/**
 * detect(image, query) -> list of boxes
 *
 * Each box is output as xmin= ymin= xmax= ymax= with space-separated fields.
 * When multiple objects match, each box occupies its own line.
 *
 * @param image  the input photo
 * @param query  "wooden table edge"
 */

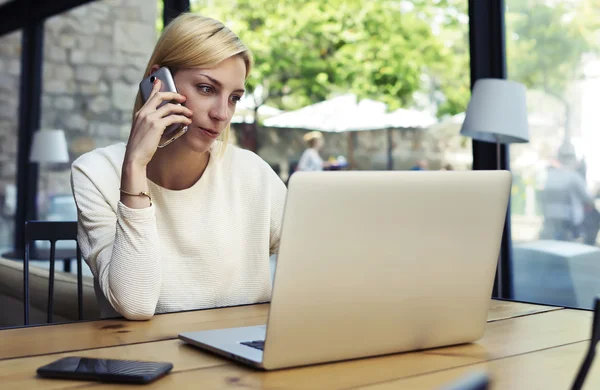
xmin=348 ymin=339 xmax=591 ymax=390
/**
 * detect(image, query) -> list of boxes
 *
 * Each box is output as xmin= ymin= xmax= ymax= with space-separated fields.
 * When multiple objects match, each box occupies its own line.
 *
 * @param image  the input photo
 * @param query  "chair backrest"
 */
xmin=25 ymin=220 xmax=78 ymax=243
xmin=23 ymin=220 xmax=82 ymax=326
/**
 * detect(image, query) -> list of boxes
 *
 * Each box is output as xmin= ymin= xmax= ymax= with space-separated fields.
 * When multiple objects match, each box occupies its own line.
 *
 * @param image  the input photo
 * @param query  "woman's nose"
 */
xmin=209 ymin=99 xmax=229 ymax=122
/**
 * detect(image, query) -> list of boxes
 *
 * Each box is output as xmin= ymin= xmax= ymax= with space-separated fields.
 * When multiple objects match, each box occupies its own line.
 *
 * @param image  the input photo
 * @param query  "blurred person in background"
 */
xmin=411 ymin=159 xmax=428 ymax=171
xmin=540 ymin=143 xmax=599 ymax=245
xmin=297 ymin=131 xmax=331 ymax=171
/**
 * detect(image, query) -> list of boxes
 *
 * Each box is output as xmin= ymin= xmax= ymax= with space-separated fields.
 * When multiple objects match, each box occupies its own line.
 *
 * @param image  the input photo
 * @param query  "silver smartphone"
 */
xmin=139 ymin=67 xmax=188 ymax=148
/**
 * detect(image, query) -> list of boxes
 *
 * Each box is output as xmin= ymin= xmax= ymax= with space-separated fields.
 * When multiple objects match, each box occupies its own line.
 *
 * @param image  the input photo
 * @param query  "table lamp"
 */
xmin=30 ymin=129 xmax=70 ymax=164
xmin=460 ymin=79 xmax=529 ymax=300
xmin=460 ymin=78 xmax=529 ymax=168
xmin=29 ymin=129 xmax=70 ymax=219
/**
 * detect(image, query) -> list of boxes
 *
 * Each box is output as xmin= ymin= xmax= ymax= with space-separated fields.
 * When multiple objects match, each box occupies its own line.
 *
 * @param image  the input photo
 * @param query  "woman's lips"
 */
xmin=199 ymin=127 xmax=219 ymax=138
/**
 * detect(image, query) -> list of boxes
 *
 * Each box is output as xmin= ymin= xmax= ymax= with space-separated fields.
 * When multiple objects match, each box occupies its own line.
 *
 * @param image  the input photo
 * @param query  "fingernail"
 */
xmin=153 ymin=78 xmax=159 ymax=85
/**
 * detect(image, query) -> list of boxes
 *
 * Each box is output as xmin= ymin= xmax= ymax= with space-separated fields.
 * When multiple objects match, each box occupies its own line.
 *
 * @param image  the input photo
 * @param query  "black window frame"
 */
xmin=1 ymin=0 xmax=512 ymax=300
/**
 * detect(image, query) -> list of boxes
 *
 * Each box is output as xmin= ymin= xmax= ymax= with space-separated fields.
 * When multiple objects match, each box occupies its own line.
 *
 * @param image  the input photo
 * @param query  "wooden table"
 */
xmin=1 ymin=300 xmax=599 ymax=389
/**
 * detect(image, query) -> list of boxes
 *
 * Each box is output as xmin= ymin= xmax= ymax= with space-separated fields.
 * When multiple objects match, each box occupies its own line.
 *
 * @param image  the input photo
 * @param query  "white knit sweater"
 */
xmin=70 ymin=142 xmax=287 ymax=320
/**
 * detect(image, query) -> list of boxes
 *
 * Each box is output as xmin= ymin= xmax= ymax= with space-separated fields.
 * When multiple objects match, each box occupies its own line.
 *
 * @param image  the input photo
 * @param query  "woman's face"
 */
xmin=167 ymin=56 xmax=246 ymax=153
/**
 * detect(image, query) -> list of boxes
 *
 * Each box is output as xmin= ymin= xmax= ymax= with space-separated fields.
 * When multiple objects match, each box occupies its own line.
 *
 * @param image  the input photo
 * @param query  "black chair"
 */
xmin=571 ymin=296 xmax=600 ymax=390
xmin=23 ymin=221 xmax=83 ymax=326
xmin=441 ymin=371 xmax=490 ymax=390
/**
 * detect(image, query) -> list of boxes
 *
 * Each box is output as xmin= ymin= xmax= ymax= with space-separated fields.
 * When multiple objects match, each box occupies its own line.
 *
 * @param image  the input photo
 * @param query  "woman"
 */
xmin=71 ymin=14 xmax=286 ymax=320
xmin=296 ymin=131 xmax=330 ymax=171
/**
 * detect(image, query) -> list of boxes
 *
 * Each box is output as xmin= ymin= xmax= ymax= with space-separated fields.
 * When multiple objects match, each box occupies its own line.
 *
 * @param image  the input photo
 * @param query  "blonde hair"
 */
xmin=133 ymin=13 xmax=253 ymax=155
xmin=303 ymin=131 xmax=323 ymax=148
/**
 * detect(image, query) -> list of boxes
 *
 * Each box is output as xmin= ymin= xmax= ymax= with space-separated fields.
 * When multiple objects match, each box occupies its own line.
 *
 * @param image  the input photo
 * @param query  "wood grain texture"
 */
xmin=487 ymin=300 xmax=562 ymax=322
xmin=0 ymin=303 xmax=269 ymax=360
xmin=1 ymin=300 xmax=548 ymax=361
xmin=2 ymin=308 xmax=592 ymax=390
xmin=359 ymin=341 xmax=600 ymax=389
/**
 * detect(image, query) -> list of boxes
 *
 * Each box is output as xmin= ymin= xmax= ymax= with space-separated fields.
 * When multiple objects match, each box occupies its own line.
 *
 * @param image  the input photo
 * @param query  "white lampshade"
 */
xmin=460 ymin=78 xmax=529 ymax=144
xmin=30 ymin=129 xmax=69 ymax=163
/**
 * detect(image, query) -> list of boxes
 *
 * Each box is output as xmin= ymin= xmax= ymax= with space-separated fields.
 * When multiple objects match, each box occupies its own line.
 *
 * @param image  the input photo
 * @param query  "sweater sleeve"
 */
xmin=268 ymin=168 xmax=288 ymax=255
xmin=70 ymin=156 xmax=162 ymax=320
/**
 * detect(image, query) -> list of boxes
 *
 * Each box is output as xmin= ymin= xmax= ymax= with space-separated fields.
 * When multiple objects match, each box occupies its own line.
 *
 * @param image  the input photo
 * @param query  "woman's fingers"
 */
xmin=124 ymin=78 xmax=192 ymax=167
xmin=149 ymin=91 xmax=187 ymax=107
xmin=156 ymin=114 xmax=192 ymax=131
xmin=146 ymin=78 xmax=186 ymax=108
xmin=138 ymin=79 xmax=187 ymax=116
xmin=147 ymin=77 xmax=161 ymax=100
xmin=137 ymin=91 xmax=186 ymax=119
xmin=153 ymin=103 xmax=193 ymax=119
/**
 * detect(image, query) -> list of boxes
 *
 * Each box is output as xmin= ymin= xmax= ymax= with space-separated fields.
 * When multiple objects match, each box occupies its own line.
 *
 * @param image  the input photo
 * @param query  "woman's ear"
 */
xmin=149 ymin=64 xmax=161 ymax=74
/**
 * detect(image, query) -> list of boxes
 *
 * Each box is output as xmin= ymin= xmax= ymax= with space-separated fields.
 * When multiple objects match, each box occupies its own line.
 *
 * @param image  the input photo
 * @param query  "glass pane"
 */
xmin=39 ymin=0 xmax=158 ymax=226
xmin=193 ymin=0 xmax=472 ymax=180
xmin=35 ymin=1 xmax=158 ymax=273
xmin=507 ymin=0 xmax=600 ymax=309
xmin=0 ymin=29 xmax=21 ymax=253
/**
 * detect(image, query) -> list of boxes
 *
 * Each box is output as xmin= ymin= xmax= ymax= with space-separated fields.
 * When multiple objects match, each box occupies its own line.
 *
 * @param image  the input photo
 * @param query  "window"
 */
xmin=507 ymin=0 xmax=600 ymax=309
xmin=193 ymin=0 xmax=472 ymax=180
xmin=38 ymin=0 xmax=159 ymax=224
xmin=0 ymin=29 xmax=21 ymax=252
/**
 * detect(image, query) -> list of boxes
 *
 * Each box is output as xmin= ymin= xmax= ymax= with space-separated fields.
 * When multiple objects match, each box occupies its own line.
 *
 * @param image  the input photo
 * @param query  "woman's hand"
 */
xmin=124 ymin=79 xmax=193 ymax=168
xmin=120 ymin=79 xmax=193 ymax=209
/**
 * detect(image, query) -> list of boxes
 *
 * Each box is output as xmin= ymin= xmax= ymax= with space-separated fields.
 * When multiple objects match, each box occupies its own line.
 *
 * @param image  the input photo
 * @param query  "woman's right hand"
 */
xmin=124 ymin=79 xmax=193 ymax=168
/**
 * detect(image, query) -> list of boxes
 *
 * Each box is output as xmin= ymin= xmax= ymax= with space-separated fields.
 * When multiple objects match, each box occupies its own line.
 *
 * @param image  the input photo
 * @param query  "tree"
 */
xmin=191 ymin=0 xmax=470 ymax=150
xmin=505 ymin=0 xmax=600 ymax=144
xmin=193 ymin=0 xmax=451 ymax=109
xmin=407 ymin=0 xmax=471 ymax=118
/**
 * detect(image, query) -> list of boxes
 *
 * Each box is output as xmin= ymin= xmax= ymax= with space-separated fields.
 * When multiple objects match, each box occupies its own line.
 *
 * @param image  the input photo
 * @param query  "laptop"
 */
xmin=179 ymin=170 xmax=512 ymax=370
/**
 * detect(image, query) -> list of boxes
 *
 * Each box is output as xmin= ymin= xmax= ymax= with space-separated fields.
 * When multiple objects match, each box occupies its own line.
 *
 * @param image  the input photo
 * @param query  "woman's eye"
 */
xmin=197 ymin=85 xmax=213 ymax=94
xmin=230 ymin=95 xmax=242 ymax=104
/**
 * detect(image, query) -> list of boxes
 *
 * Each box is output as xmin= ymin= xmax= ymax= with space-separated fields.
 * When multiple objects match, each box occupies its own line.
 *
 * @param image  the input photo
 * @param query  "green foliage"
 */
xmin=191 ymin=0 xmax=470 ymax=115
xmin=156 ymin=0 xmax=164 ymax=33
xmin=154 ymin=0 xmax=599 ymax=121
xmin=506 ymin=0 xmax=600 ymax=99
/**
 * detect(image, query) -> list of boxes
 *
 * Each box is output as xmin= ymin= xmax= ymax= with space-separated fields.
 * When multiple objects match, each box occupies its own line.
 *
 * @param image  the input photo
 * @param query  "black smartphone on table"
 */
xmin=37 ymin=356 xmax=173 ymax=384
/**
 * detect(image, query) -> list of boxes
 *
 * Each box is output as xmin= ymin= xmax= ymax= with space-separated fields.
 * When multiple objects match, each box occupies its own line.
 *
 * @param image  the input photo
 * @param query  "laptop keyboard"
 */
xmin=240 ymin=340 xmax=265 ymax=351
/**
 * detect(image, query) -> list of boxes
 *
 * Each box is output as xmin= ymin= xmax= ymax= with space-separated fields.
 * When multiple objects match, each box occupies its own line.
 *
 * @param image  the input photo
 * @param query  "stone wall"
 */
xmin=0 ymin=30 xmax=21 ymax=247
xmin=40 ymin=0 xmax=158 ymax=198
xmin=0 ymin=0 xmax=158 ymax=247
xmin=248 ymin=125 xmax=472 ymax=181
xmin=42 ymin=0 xmax=157 ymax=155
xmin=0 ymin=30 xmax=20 ymax=202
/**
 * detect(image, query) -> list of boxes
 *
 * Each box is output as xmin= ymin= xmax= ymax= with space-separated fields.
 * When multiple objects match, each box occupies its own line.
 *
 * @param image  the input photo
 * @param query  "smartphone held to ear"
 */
xmin=139 ymin=67 xmax=188 ymax=148
xmin=37 ymin=356 xmax=173 ymax=384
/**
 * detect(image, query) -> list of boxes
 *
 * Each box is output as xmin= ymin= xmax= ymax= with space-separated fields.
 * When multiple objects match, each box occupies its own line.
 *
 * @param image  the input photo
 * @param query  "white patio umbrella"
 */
xmin=263 ymin=94 xmax=382 ymax=131
xmin=231 ymin=91 xmax=283 ymax=124
xmin=264 ymin=94 xmax=436 ymax=168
